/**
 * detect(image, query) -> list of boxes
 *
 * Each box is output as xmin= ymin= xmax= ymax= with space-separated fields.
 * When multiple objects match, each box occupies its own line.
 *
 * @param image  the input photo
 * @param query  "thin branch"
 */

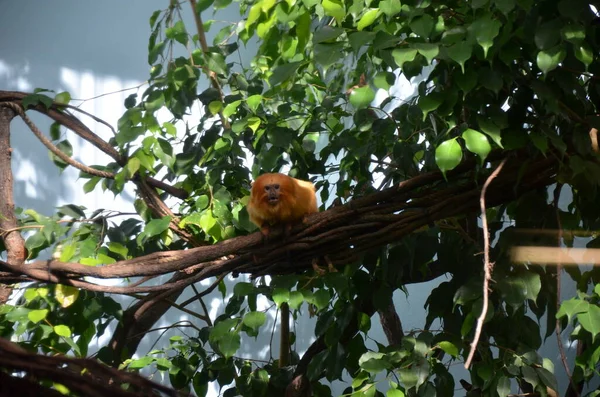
xmin=464 ymin=158 xmax=507 ymax=369
xmin=179 ymin=273 xmax=227 ymax=308
xmin=1 ymin=102 xmax=115 ymax=179
xmin=188 ymin=0 xmax=230 ymax=130
xmin=553 ymin=184 xmax=580 ymax=397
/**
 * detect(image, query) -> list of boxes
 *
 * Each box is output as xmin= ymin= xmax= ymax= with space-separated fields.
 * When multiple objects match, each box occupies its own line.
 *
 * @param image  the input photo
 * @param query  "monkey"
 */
xmin=246 ymin=173 xmax=318 ymax=370
xmin=247 ymin=173 xmax=318 ymax=236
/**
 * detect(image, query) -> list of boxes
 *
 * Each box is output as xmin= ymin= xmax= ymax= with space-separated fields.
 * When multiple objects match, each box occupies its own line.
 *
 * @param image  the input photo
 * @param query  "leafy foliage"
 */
xmin=2 ymin=0 xmax=600 ymax=396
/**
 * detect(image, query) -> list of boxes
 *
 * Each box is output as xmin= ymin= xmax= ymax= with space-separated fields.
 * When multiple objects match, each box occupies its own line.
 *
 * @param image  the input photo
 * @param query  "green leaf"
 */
xmin=578 ymin=304 xmax=600 ymax=338
xmin=219 ymin=332 xmax=241 ymax=358
xmin=410 ymin=14 xmax=434 ymax=38
xmin=313 ymin=26 xmax=344 ymax=43
xmin=273 ymin=288 xmax=290 ymax=306
xmin=246 ymin=94 xmax=262 ymax=113
xmin=447 ymin=41 xmax=472 ymax=73
xmin=455 ymin=70 xmax=477 ymax=94
xmin=144 ymin=216 xmax=171 ymax=237
xmin=288 ymin=291 xmax=304 ymax=310
xmin=322 ymin=0 xmax=346 ymax=23
xmin=373 ymin=72 xmax=396 ymax=90
xmin=242 ymin=311 xmax=267 ymax=331
xmin=129 ymin=356 xmax=154 ymax=369
xmin=561 ymin=23 xmax=585 ymax=43
xmin=307 ymin=350 xmax=328 ymax=381
xmin=349 ymin=86 xmax=375 ymax=109
xmin=392 ymin=48 xmax=418 ymax=68
xmin=520 ymin=271 xmax=541 ymax=301
xmin=57 ymin=204 xmax=86 ymax=219
xmin=145 ymin=90 xmax=165 ymax=112
xmin=234 ymin=282 xmax=255 ymax=296
xmin=206 ymin=52 xmax=228 ymax=75
xmin=357 ymin=9 xmax=379 ymax=31
xmin=412 ymin=43 xmax=439 ymax=64
xmin=536 ymin=45 xmax=566 ymax=74
xmin=358 ymin=352 xmax=390 ymax=373
xmin=573 ymin=42 xmax=593 ymax=68
xmin=418 ymin=93 xmax=443 ymax=121
xmin=313 ymin=289 xmax=330 ymax=310
xmin=387 ymin=388 xmax=405 ymax=397
xmin=477 ymin=116 xmax=504 ymax=148
xmin=54 ymin=324 xmax=72 ymax=337
xmin=55 ymin=284 xmax=79 ymax=308
xmin=269 ymin=61 xmax=303 ymax=86
xmin=314 ymin=43 xmax=344 ymax=69
xmin=535 ymin=367 xmax=558 ymax=393
xmin=28 ymin=309 xmax=49 ymax=323
xmin=196 ymin=0 xmax=214 ymax=13
xmin=380 ymin=0 xmax=401 ymax=16
xmin=165 ymin=20 xmax=188 ymax=45
xmin=496 ymin=376 xmax=511 ymax=397
xmin=469 ymin=13 xmax=501 ymax=57
xmin=437 ymin=341 xmax=459 ymax=358
xmin=462 ymin=129 xmax=491 ymax=164
xmin=435 ymin=139 xmax=462 ymax=175
xmin=54 ymin=91 xmax=71 ymax=105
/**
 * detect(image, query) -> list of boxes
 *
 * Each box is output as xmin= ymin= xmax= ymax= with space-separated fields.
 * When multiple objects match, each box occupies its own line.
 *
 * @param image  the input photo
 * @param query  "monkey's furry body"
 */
xmin=247 ymin=173 xmax=318 ymax=233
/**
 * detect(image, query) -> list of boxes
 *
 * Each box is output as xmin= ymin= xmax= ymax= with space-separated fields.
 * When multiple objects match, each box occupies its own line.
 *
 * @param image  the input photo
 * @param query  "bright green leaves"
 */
xmin=242 ymin=311 xmax=266 ymax=331
xmin=53 ymin=324 xmax=72 ymax=338
xmin=322 ymin=0 xmax=346 ymax=24
xmin=28 ymin=309 xmax=49 ymax=323
xmin=392 ymin=48 xmax=418 ymax=68
xmin=357 ymin=9 xmax=379 ymax=31
xmin=143 ymin=216 xmax=172 ymax=237
xmin=349 ymin=86 xmax=375 ymax=109
xmin=435 ymin=139 xmax=462 ymax=175
xmin=558 ymin=293 xmax=600 ymax=342
xmin=462 ymin=129 xmax=491 ymax=165
xmin=55 ymin=285 xmax=80 ymax=308
xmin=54 ymin=91 xmax=71 ymax=105
xmin=435 ymin=129 xmax=493 ymax=173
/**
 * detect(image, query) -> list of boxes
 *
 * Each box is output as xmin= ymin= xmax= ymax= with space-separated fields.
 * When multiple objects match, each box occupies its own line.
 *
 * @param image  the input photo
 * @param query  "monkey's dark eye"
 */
xmin=273 ymin=184 xmax=280 ymax=189
xmin=264 ymin=186 xmax=270 ymax=191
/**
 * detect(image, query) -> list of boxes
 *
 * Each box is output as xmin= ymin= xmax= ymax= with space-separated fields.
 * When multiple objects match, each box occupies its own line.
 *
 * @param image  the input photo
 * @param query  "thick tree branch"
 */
xmin=0 ymin=105 xmax=25 ymax=304
xmin=0 ymin=337 xmax=181 ymax=397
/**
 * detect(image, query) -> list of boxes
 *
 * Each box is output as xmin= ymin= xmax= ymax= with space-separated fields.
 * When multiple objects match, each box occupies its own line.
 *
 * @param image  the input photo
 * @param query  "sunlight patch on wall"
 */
xmin=0 ymin=60 xmax=32 ymax=91
xmin=58 ymin=67 xmax=141 ymax=211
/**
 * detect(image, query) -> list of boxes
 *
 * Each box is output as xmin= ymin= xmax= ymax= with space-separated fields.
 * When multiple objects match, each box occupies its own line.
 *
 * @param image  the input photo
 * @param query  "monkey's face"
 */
xmin=263 ymin=183 xmax=281 ymax=205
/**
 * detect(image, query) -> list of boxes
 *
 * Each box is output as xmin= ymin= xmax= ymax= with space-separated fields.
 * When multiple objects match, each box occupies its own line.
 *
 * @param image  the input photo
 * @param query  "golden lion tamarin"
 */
xmin=247 ymin=173 xmax=318 ymax=370
xmin=247 ymin=173 xmax=318 ymax=235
